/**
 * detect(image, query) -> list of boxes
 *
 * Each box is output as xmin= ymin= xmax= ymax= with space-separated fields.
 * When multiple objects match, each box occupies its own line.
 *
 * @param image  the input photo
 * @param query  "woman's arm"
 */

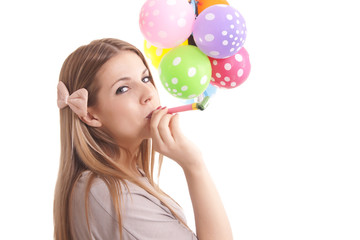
xmin=183 ymin=159 xmax=233 ymax=240
xmin=150 ymin=108 xmax=233 ymax=240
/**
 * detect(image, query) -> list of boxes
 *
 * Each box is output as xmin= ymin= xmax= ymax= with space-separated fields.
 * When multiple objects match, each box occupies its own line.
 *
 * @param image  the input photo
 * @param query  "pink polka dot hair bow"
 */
xmin=57 ymin=81 xmax=88 ymax=118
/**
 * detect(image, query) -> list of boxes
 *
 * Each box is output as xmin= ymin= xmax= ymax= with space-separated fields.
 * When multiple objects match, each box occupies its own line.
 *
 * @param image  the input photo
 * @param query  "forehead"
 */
xmin=96 ymin=51 xmax=146 ymax=84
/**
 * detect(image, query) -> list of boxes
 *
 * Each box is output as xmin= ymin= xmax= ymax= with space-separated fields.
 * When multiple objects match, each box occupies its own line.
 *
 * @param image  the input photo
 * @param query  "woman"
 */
xmin=54 ymin=38 xmax=232 ymax=240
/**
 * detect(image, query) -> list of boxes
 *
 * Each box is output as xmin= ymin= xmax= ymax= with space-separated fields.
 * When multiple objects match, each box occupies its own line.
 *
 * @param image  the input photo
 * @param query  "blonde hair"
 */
xmin=53 ymin=38 xmax=186 ymax=239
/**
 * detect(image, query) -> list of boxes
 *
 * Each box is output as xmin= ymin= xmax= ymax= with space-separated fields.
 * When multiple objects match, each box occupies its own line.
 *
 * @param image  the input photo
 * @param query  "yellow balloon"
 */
xmin=144 ymin=39 xmax=188 ymax=69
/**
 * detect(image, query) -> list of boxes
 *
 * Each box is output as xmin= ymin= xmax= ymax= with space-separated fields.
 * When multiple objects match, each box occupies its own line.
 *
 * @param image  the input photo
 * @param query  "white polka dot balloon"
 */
xmin=209 ymin=47 xmax=251 ymax=88
xmin=159 ymin=45 xmax=212 ymax=99
xmin=193 ymin=4 xmax=247 ymax=59
xmin=139 ymin=0 xmax=195 ymax=48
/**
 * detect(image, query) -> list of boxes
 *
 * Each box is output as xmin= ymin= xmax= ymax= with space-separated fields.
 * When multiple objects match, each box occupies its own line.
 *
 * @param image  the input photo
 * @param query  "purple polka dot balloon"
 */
xmin=193 ymin=4 xmax=247 ymax=59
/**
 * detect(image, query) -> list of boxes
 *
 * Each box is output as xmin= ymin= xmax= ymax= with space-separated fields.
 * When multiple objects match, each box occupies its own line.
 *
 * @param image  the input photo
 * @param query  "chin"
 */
xmin=141 ymin=129 xmax=152 ymax=140
xmin=140 ymin=122 xmax=152 ymax=140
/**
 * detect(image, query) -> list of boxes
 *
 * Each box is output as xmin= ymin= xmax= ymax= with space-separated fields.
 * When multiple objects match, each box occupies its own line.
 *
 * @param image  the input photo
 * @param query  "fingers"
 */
xmin=150 ymin=107 xmax=175 ymax=146
xmin=150 ymin=107 xmax=167 ymax=145
xmin=169 ymin=113 xmax=183 ymax=142
xmin=160 ymin=113 xmax=176 ymax=144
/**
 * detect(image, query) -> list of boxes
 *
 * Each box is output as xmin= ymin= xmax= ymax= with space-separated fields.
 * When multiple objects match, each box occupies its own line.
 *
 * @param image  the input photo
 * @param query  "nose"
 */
xmin=140 ymin=85 xmax=154 ymax=105
xmin=142 ymin=95 xmax=152 ymax=104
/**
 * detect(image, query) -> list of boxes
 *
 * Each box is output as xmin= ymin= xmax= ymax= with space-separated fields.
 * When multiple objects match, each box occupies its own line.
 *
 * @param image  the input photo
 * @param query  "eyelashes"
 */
xmin=142 ymin=76 xmax=151 ymax=83
xmin=116 ymin=86 xmax=129 ymax=94
xmin=115 ymin=76 xmax=152 ymax=95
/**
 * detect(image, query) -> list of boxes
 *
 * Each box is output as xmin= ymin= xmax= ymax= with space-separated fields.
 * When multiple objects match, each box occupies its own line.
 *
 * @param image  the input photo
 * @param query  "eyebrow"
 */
xmin=111 ymin=68 xmax=149 ymax=88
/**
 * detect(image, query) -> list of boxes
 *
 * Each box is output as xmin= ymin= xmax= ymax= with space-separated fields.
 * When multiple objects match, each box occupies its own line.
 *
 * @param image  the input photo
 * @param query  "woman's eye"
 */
xmin=142 ymin=76 xmax=151 ymax=83
xmin=116 ymin=86 xmax=129 ymax=94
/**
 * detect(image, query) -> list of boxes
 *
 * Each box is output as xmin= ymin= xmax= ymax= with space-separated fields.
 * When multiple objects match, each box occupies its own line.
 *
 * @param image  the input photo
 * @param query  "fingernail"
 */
xmin=156 ymin=106 xmax=162 ymax=110
xmin=161 ymin=106 xmax=167 ymax=110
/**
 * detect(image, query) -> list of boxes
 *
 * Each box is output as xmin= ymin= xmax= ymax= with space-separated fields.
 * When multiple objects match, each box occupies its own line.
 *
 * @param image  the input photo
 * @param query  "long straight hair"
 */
xmin=53 ymin=38 xmax=186 ymax=239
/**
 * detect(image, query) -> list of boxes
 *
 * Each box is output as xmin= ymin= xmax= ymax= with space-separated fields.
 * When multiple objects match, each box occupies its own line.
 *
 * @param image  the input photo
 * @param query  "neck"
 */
xmin=117 ymin=142 xmax=143 ymax=177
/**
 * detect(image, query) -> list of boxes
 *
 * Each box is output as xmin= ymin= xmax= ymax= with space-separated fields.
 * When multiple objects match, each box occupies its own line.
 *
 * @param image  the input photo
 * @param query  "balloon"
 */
xmin=139 ymin=0 xmax=195 ymax=48
xmin=193 ymin=5 xmax=247 ymax=59
xmin=209 ymin=47 xmax=251 ymax=88
xmin=203 ymin=82 xmax=218 ymax=97
xmin=183 ymin=98 xmax=195 ymax=104
xmin=159 ymin=45 xmax=212 ymax=99
xmin=197 ymin=0 xmax=229 ymax=14
xmin=143 ymin=39 xmax=188 ymax=69
xmin=188 ymin=0 xmax=198 ymax=15
xmin=183 ymin=83 xmax=217 ymax=103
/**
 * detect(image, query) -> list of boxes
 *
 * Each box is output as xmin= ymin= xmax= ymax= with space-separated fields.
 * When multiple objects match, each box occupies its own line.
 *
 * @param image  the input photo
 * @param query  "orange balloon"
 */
xmin=197 ymin=0 xmax=230 ymax=14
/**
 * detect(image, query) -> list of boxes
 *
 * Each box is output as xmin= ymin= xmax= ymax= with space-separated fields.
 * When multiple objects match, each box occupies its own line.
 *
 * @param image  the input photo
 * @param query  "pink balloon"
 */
xmin=209 ymin=47 xmax=251 ymax=89
xmin=139 ymin=0 xmax=195 ymax=49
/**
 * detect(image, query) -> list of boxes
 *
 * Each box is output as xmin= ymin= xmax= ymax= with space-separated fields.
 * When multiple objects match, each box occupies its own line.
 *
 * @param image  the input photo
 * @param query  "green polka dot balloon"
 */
xmin=158 ymin=45 xmax=212 ymax=99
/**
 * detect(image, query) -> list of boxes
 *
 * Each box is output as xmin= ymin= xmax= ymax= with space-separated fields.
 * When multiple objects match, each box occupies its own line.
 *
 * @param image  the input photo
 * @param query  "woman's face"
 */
xmin=90 ymin=51 xmax=160 ymax=149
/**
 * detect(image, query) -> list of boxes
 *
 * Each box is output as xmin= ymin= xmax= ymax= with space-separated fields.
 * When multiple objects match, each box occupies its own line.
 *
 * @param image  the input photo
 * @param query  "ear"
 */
xmin=80 ymin=110 xmax=102 ymax=128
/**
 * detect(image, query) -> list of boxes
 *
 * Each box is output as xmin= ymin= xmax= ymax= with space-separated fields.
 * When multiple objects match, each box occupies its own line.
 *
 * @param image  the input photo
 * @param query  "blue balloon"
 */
xmin=188 ymin=0 xmax=198 ymax=16
xmin=183 ymin=98 xmax=195 ymax=104
xmin=183 ymin=83 xmax=217 ymax=105
xmin=204 ymin=83 xmax=218 ymax=97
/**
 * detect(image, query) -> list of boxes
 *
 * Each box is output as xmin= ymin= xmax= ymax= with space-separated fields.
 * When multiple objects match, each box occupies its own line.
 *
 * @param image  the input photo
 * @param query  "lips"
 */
xmin=146 ymin=106 xmax=161 ymax=119
xmin=146 ymin=112 xmax=153 ymax=119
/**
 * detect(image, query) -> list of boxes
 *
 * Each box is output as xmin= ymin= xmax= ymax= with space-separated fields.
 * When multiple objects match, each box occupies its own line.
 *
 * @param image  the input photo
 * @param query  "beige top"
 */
xmin=70 ymin=170 xmax=197 ymax=240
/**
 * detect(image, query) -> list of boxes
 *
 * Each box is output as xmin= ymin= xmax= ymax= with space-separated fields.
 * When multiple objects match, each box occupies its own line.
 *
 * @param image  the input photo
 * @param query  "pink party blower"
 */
xmin=146 ymin=96 xmax=210 ymax=119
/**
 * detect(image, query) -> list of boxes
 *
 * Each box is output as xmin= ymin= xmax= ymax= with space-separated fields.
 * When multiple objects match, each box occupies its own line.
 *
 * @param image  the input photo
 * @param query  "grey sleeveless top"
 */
xmin=70 ymin=170 xmax=198 ymax=239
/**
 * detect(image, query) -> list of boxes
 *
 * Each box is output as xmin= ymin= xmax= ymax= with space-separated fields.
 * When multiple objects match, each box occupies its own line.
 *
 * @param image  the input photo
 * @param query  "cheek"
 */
xmin=100 ymin=101 xmax=142 ymax=137
xmin=153 ymin=88 xmax=161 ymax=105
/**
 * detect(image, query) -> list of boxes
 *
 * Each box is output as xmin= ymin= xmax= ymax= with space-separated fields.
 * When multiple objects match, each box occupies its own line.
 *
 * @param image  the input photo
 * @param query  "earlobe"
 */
xmin=80 ymin=112 xmax=102 ymax=127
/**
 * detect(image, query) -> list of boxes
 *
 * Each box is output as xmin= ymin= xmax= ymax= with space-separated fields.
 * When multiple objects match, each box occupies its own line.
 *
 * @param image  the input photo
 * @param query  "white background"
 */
xmin=1 ymin=0 xmax=359 ymax=239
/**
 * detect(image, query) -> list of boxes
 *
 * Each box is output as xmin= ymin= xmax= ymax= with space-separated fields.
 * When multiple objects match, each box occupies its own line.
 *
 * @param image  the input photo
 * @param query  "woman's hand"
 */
xmin=149 ymin=107 xmax=203 ymax=171
xmin=150 ymin=107 xmax=233 ymax=240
